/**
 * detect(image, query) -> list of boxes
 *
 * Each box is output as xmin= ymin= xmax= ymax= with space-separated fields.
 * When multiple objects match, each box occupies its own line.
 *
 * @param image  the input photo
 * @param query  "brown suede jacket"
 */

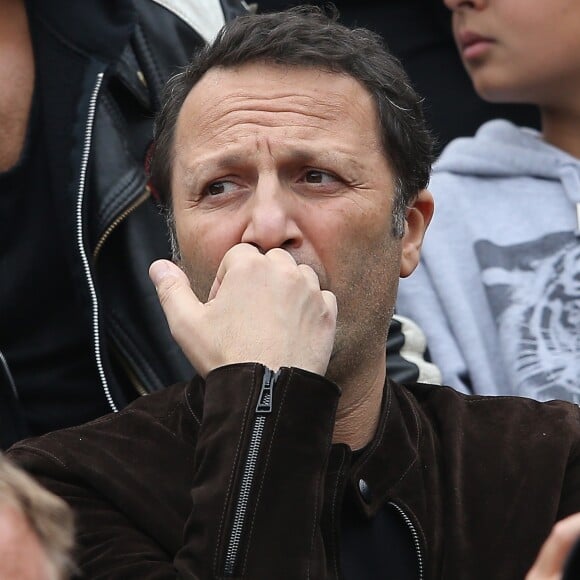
xmin=7 ymin=363 xmax=580 ymax=579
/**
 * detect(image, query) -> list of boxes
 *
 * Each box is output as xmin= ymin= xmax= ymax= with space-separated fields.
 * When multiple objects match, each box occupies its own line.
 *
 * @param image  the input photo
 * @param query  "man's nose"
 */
xmin=240 ymin=178 xmax=303 ymax=254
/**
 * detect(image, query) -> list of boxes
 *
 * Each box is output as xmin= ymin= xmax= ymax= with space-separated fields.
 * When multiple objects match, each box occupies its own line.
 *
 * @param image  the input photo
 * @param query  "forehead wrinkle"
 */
xmin=198 ymin=88 xmax=353 ymax=129
xmin=179 ymin=112 xmax=351 ymax=157
xmin=177 ymin=110 xmax=345 ymax=160
xmin=178 ymin=67 xmax=380 ymax=148
xmin=186 ymin=62 xmax=378 ymax=131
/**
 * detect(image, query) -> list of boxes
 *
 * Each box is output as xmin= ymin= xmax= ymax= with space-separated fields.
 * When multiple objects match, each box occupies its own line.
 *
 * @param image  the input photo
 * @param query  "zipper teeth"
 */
xmin=224 ymin=414 xmax=266 ymax=575
xmin=389 ymin=501 xmax=424 ymax=580
xmin=92 ymin=187 xmax=150 ymax=260
xmin=111 ymin=346 xmax=148 ymax=397
xmin=76 ymin=72 xmax=118 ymax=414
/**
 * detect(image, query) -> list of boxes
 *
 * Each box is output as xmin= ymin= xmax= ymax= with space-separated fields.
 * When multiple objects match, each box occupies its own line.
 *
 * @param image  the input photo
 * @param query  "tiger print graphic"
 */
xmin=475 ymin=231 xmax=580 ymax=402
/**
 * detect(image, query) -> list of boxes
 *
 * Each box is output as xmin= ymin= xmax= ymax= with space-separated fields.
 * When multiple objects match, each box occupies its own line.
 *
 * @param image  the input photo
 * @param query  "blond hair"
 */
xmin=0 ymin=454 xmax=75 ymax=579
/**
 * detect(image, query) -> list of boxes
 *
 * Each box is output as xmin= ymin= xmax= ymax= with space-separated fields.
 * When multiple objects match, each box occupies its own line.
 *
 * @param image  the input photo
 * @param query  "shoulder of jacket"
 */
xmin=6 ymin=381 xmax=197 ymax=470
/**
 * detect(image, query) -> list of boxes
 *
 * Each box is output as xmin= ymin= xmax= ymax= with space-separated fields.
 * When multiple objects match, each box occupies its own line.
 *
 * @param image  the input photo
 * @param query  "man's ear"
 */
xmin=400 ymin=189 xmax=434 ymax=278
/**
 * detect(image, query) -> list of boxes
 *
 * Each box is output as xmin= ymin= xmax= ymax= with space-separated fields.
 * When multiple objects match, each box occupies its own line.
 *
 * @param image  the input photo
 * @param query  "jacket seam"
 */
xmin=96 ymin=168 xmax=144 ymax=225
xmin=184 ymin=388 xmax=201 ymax=426
xmin=161 ymin=403 xmax=188 ymax=434
xmin=356 ymin=385 xmax=392 ymax=473
xmin=463 ymin=395 xmax=548 ymax=404
xmin=10 ymin=446 xmax=68 ymax=470
xmin=387 ymin=388 xmax=422 ymax=488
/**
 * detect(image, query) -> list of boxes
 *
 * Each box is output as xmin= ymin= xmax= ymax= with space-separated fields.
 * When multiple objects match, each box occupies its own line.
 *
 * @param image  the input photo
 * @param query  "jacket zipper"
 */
xmin=110 ymin=345 xmax=148 ymax=397
xmin=92 ymin=186 xmax=150 ymax=260
xmin=224 ymin=367 xmax=280 ymax=576
xmin=76 ymin=72 xmax=118 ymax=414
xmin=389 ymin=501 xmax=424 ymax=580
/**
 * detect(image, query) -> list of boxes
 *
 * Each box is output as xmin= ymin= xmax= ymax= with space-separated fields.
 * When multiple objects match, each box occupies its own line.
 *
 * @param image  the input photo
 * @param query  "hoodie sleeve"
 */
xmin=397 ymin=260 xmax=473 ymax=394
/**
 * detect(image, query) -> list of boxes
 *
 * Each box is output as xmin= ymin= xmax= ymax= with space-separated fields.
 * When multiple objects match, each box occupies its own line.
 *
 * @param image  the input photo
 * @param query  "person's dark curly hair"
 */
xmin=150 ymin=5 xmax=433 ymax=238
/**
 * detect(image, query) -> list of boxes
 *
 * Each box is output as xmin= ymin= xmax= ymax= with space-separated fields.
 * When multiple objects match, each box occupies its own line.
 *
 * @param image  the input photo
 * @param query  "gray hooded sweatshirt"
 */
xmin=397 ymin=119 xmax=580 ymax=402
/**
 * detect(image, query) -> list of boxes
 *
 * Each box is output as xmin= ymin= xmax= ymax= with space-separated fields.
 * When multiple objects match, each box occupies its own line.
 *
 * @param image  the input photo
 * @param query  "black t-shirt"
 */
xmin=0 ymin=5 xmax=110 ymax=440
xmin=340 ymin=451 xmax=419 ymax=579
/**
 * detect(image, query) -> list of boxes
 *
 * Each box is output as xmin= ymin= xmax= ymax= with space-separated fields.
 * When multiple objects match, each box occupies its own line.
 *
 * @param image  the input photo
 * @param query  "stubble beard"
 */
xmin=325 ymin=288 xmax=394 ymax=388
xmin=176 ymin=239 xmax=398 ymax=389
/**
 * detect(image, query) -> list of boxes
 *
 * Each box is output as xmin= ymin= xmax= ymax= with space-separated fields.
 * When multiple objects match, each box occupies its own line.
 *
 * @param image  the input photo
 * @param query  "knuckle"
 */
xmin=224 ymin=243 xmax=259 ymax=267
xmin=228 ymin=251 xmax=263 ymax=276
xmin=267 ymin=248 xmax=297 ymax=265
xmin=242 ymin=252 xmax=265 ymax=273
xmin=298 ymin=263 xmax=317 ymax=280
xmin=229 ymin=242 xmax=256 ymax=257
xmin=551 ymin=519 xmax=574 ymax=543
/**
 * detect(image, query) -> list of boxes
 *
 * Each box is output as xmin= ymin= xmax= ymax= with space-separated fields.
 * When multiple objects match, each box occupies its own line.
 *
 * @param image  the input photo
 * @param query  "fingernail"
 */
xmin=149 ymin=260 xmax=172 ymax=286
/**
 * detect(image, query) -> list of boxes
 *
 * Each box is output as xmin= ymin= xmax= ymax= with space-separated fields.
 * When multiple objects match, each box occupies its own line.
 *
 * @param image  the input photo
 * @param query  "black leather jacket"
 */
xmin=0 ymin=0 xmax=248 ymax=448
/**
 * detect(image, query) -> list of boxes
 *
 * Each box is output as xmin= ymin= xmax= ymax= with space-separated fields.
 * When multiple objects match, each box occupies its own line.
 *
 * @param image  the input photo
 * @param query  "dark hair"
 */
xmin=150 ymin=5 xmax=433 ymax=237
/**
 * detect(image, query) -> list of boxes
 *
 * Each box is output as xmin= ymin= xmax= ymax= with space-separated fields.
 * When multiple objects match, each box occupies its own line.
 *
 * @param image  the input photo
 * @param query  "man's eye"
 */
xmin=303 ymin=170 xmax=337 ymax=184
xmin=206 ymin=181 xmax=237 ymax=196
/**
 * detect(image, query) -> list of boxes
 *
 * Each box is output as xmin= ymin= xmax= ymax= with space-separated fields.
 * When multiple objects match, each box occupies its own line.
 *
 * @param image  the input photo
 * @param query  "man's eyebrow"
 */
xmin=180 ymin=147 xmax=363 ymax=185
xmin=288 ymin=149 xmax=365 ymax=175
xmin=200 ymin=153 xmax=247 ymax=171
xmin=286 ymin=148 xmax=370 ymax=171
xmin=180 ymin=153 xmax=246 ymax=186
xmin=285 ymin=149 xmax=326 ymax=165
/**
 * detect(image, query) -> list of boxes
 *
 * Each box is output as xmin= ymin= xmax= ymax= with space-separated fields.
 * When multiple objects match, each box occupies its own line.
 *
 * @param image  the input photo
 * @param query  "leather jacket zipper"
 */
xmin=76 ymin=72 xmax=118 ymax=414
xmin=92 ymin=186 xmax=150 ymax=260
xmin=389 ymin=501 xmax=424 ymax=580
xmin=224 ymin=367 xmax=280 ymax=576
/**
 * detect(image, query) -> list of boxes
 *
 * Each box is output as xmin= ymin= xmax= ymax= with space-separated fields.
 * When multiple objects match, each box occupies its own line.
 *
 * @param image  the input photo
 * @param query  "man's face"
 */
xmin=171 ymin=63 xmax=424 ymax=378
xmin=445 ymin=0 xmax=580 ymax=106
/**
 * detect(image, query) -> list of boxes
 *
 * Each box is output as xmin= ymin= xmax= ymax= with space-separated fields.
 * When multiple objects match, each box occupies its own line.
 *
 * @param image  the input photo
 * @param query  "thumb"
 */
xmin=526 ymin=513 xmax=580 ymax=579
xmin=149 ymin=260 xmax=203 ymax=346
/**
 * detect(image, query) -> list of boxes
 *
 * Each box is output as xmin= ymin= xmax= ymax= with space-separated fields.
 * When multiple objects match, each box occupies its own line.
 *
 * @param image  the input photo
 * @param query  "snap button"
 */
xmin=358 ymin=478 xmax=372 ymax=503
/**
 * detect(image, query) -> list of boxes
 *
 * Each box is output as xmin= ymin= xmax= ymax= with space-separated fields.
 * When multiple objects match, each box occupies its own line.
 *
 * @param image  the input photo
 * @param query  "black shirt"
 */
xmin=0 ymin=4 xmax=110 ymax=441
xmin=340 ymin=451 xmax=419 ymax=579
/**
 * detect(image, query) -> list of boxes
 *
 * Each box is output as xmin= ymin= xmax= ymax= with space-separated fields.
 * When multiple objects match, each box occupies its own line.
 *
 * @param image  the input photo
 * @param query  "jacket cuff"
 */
xmin=176 ymin=363 xmax=340 ymax=579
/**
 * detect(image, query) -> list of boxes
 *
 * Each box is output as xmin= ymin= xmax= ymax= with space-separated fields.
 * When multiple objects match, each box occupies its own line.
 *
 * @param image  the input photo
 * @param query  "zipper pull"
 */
xmin=255 ymin=368 xmax=280 ymax=414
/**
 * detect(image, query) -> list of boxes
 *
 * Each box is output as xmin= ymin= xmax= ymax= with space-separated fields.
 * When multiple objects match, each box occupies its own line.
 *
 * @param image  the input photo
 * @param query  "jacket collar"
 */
xmin=347 ymin=379 xmax=424 ymax=516
xmin=333 ymin=378 xmax=443 ymax=575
